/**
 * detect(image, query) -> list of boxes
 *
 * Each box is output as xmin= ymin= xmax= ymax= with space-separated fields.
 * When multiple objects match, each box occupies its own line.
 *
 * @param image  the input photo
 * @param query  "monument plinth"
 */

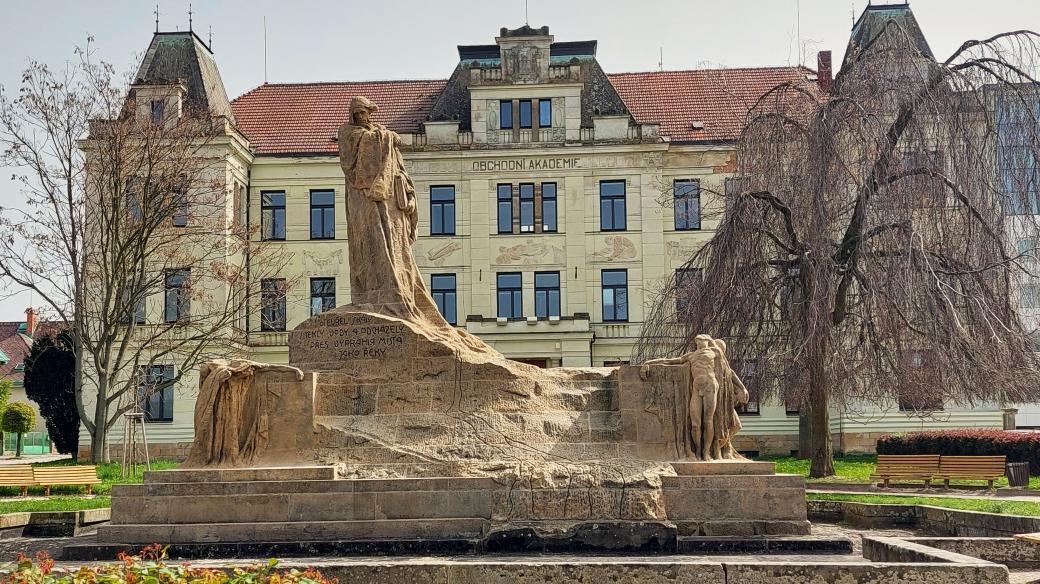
xmin=82 ymin=96 xmax=811 ymax=556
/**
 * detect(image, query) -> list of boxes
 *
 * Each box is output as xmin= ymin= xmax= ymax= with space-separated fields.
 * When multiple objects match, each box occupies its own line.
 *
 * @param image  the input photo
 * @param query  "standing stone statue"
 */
xmin=642 ymin=334 xmax=749 ymax=461
xmin=338 ymin=97 xmax=492 ymax=355
xmin=185 ymin=359 xmax=304 ymax=467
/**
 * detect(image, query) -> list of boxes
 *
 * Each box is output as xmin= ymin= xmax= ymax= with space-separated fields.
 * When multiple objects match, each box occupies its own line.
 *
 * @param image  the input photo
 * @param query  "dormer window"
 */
xmin=150 ymin=99 xmax=165 ymax=125
xmin=518 ymin=99 xmax=533 ymax=129
xmin=500 ymin=100 xmax=513 ymax=129
xmin=539 ymin=100 xmax=552 ymax=128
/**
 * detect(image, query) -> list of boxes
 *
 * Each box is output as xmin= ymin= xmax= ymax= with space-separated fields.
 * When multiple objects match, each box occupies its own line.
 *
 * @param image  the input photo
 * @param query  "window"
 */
xmin=538 ymin=99 xmax=552 ymax=128
xmin=431 ymin=274 xmax=457 ymax=325
xmin=261 ymin=191 xmax=286 ymax=240
xmin=600 ymin=180 xmax=627 ymax=231
xmin=430 ymin=185 xmax=456 ymax=235
xmin=898 ymin=351 xmax=944 ymax=411
xmin=1019 ymin=239 xmax=1038 ymax=261
xmin=171 ymin=191 xmax=188 ymax=227
xmin=139 ymin=364 xmax=174 ymax=422
xmin=998 ymin=96 xmax=1040 ymax=215
xmin=675 ymin=268 xmax=702 ymax=319
xmin=674 ymin=179 xmax=701 ymax=230
xmin=310 ymin=190 xmax=335 ymax=239
xmin=725 ymin=176 xmax=749 ymax=215
xmin=601 ymin=269 xmax=628 ymax=322
xmin=497 ymin=184 xmax=513 ymax=234
xmin=535 ymin=271 xmax=561 ymax=318
xmin=497 ymin=272 xmax=523 ymax=318
xmin=260 ymin=279 xmax=287 ymax=331
xmin=150 ymin=100 xmax=165 ymax=125
xmin=1023 ymin=282 xmax=1040 ymax=308
xmin=163 ymin=269 xmax=190 ymax=323
xmin=310 ymin=278 xmax=336 ymax=316
xmin=125 ymin=177 xmax=144 ymax=221
xmin=121 ymin=289 xmax=146 ymax=325
xmin=542 ymin=182 xmax=557 ymax=232
xmin=518 ymin=99 xmax=533 ymax=129
xmin=519 ymin=183 xmax=535 ymax=233
xmin=500 ymin=100 xmax=514 ymax=130
xmin=784 ymin=397 xmax=801 ymax=416
xmin=734 ymin=360 xmax=761 ymax=415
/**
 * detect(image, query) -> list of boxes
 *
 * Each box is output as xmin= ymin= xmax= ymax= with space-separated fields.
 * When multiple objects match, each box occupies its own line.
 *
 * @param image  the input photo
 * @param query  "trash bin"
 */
xmin=1006 ymin=461 xmax=1030 ymax=487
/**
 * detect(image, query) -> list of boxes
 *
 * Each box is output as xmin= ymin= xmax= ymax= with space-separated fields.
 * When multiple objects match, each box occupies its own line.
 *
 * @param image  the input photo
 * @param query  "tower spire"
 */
xmin=154 ymin=4 xmax=159 ymax=32
xmin=188 ymin=3 xmax=193 ymax=31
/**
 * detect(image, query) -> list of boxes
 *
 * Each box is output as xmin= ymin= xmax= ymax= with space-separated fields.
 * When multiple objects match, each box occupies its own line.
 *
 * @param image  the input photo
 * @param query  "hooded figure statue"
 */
xmin=338 ymin=96 xmax=493 ymax=354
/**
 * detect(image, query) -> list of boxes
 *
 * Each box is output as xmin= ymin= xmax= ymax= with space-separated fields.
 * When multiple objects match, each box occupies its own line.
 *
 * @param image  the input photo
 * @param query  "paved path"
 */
xmin=808 ymin=486 xmax=1040 ymax=503
xmin=0 ymin=454 xmax=70 ymax=466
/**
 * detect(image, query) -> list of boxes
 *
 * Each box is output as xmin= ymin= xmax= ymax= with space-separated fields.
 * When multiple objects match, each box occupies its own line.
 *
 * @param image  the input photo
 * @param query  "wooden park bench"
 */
xmin=32 ymin=466 xmax=102 ymax=496
xmin=935 ymin=455 xmax=1007 ymax=489
xmin=870 ymin=454 xmax=941 ymax=487
xmin=0 ymin=465 xmax=36 ymax=496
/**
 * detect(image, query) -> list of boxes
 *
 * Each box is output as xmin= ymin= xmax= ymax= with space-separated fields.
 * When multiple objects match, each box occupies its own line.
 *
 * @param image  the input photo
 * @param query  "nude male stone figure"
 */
xmin=640 ymin=334 xmax=749 ymax=461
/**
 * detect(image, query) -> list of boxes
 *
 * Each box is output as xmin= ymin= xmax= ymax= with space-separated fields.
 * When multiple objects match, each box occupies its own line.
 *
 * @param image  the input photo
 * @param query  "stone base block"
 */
xmin=96 ymin=518 xmax=488 ymax=544
xmin=662 ymin=473 xmax=808 ymax=536
xmin=671 ymin=460 xmax=775 ymax=475
xmin=144 ymin=466 xmax=337 ymax=483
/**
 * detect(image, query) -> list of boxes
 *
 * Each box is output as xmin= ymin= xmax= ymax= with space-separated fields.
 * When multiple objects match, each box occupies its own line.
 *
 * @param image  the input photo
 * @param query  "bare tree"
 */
xmin=0 ymin=41 xmax=289 ymax=461
xmin=636 ymin=24 xmax=1040 ymax=476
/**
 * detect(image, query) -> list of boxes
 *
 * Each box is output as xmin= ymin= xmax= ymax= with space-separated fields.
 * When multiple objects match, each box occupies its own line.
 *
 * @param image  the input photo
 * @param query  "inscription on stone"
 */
xmin=292 ymin=313 xmax=414 ymax=362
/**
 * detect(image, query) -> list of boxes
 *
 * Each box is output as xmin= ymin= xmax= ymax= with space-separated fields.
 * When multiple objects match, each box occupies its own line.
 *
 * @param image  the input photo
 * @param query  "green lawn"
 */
xmin=808 ymin=492 xmax=1040 ymax=517
xmin=0 ymin=459 xmax=180 ymax=514
xmin=767 ymin=455 xmax=1040 ymax=489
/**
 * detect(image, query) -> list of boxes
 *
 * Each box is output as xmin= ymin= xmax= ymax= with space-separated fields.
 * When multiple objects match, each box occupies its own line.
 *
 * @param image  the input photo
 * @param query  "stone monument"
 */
xmin=84 ymin=97 xmax=810 ymax=555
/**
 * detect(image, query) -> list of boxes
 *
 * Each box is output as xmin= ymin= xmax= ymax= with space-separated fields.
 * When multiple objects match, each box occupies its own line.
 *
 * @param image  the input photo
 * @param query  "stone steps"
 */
xmin=111 ymin=477 xmax=496 ymax=525
xmin=96 ymin=518 xmax=488 ymax=544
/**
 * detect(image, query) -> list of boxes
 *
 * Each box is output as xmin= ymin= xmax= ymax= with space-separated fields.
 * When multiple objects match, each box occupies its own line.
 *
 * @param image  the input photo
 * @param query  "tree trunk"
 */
xmin=90 ymin=393 xmax=109 ymax=463
xmin=797 ymin=412 xmax=811 ymax=458
xmin=807 ymin=360 xmax=835 ymax=478
xmin=15 ymin=433 xmax=23 ymax=458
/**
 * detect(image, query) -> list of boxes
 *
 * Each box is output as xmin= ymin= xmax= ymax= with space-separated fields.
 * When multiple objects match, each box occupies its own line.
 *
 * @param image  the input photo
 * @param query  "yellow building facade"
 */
xmin=85 ymin=18 xmax=1006 ymax=459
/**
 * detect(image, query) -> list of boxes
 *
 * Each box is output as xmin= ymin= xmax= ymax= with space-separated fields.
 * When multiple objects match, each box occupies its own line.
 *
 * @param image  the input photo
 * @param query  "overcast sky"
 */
xmin=1 ymin=0 xmax=1037 ymax=321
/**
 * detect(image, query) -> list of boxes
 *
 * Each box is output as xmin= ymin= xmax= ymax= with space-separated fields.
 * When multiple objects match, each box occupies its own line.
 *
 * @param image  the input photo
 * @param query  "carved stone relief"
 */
xmin=666 ymin=241 xmax=697 ymax=260
xmin=592 ymin=235 xmax=638 ymax=262
xmin=494 ymin=240 xmax=565 ymax=265
xmin=423 ymin=240 xmax=463 ymax=267
xmin=303 ymin=249 xmax=344 ymax=271
xmin=486 ymin=100 xmax=499 ymax=131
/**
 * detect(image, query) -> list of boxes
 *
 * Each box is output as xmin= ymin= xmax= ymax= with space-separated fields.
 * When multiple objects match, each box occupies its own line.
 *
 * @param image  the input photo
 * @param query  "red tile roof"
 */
xmin=231 ymin=80 xmax=447 ymax=155
xmin=0 ymin=321 xmax=66 ymax=385
xmin=229 ymin=67 xmax=816 ymax=155
xmin=607 ymin=67 xmax=818 ymax=143
xmin=0 ymin=323 xmax=31 ymax=385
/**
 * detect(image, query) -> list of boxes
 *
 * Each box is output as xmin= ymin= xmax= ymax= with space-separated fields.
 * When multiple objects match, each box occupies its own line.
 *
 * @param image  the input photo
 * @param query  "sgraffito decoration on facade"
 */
xmin=592 ymin=235 xmax=638 ymax=262
xmin=303 ymin=249 xmax=344 ymax=271
xmin=424 ymin=240 xmax=463 ymax=267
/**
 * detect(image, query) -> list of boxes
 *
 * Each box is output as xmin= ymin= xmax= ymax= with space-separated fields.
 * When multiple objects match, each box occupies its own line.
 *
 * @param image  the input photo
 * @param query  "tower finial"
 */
xmin=524 ymin=0 xmax=529 ymax=25
xmin=188 ymin=3 xmax=193 ymax=31
xmin=208 ymin=25 xmax=212 ymax=48
xmin=154 ymin=4 xmax=159 ymax=32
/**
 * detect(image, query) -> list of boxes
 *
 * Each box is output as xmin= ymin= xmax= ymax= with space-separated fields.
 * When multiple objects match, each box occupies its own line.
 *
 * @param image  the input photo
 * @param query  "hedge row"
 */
xmin=877 ymin=429 xmax=1036 ymax=473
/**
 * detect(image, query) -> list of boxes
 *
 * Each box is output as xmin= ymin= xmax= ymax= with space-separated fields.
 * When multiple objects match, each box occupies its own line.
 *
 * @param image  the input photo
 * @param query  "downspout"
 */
xmin=244 ymin=168 xmax=252 ymax=346
xmin=588 ymin=331 xmax=597 ymax=366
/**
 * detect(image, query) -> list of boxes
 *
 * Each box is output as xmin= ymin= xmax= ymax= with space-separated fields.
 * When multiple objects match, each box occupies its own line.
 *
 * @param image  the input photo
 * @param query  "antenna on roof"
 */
xmin=263 ymin=16 xmax=268 ymax=83
xmin=154 ymin=4 xmax=159 ymax=33
xmin=796 ymin=0 xmax=802 ymax=65
xmin=524 ymin=0 xmax=529 ymax=25
xmin=188 ymin=2 xmax=193 ymax=31
xmin=659 ymin=47 xmax=663 ymax=71
xmin=208 ymin=25 xmax=212 ymax=49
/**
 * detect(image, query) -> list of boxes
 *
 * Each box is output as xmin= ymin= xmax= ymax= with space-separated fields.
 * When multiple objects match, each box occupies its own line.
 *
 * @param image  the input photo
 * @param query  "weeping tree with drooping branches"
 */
xmin=636 ymin=22 xmax=1040 ymax=477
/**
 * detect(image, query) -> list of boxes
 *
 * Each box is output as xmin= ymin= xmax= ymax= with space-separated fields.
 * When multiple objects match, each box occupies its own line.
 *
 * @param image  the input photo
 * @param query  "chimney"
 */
xmin=24 ymin=308 xmax=37 ymax=337
xmin=817 ymin=50 xmax=833 ymax=93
